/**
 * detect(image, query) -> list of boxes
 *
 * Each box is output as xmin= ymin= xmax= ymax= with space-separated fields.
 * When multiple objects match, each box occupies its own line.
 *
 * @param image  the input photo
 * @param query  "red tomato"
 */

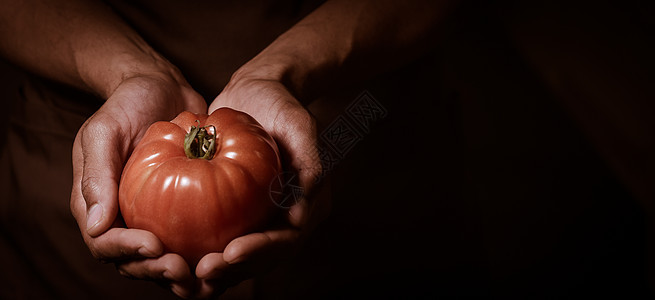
xmin=118 ymin=108 xmax=282 ymax=266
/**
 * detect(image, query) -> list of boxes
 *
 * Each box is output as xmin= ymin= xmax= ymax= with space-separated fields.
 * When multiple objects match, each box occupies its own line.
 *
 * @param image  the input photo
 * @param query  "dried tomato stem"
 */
xmin=184 ymin=120 xmax=217 ymax=160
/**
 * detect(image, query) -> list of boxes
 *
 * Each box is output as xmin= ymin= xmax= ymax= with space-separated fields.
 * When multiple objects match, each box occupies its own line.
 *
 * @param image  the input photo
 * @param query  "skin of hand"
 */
xmin=69 ymin=68 xmax=329 ymax=299
xmin=189 ymin=72 xmax=332 ymax=298
xmin=69 ymin=72 xmax=207 ymax=295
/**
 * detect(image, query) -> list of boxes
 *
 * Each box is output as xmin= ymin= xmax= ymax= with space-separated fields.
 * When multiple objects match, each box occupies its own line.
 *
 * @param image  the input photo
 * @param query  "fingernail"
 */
xmin=86 ymin=203 xmax=103 ymax=231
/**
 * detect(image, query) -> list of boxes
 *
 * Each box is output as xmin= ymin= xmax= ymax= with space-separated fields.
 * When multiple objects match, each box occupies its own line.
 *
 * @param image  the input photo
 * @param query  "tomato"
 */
xmin=118 ymin=108 xmax=282 ymax=266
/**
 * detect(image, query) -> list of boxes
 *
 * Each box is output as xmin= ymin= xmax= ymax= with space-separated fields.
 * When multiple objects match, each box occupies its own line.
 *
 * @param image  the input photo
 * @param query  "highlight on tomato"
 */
xmin=118 ymin=108 xmax=282 ymax=266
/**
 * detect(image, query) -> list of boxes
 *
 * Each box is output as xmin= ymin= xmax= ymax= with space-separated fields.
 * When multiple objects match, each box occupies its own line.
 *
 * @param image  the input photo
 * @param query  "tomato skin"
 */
xmin=118 ymin=108 xmax=282 ymax=266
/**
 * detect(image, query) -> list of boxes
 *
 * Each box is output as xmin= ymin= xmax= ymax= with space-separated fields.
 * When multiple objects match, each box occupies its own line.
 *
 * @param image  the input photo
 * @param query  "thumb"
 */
xmin=78 ymin=116 xmax=125 ymax=237
xmin=180 ymin=85 xmax=208 ymax=115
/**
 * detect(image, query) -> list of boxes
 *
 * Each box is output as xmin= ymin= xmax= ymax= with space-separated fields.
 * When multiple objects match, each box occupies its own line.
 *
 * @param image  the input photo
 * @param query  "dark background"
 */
xmin=1 ymin=0 xmax=655 ymax=298
xmin=257 ymin=0 xmax=655 ymax=298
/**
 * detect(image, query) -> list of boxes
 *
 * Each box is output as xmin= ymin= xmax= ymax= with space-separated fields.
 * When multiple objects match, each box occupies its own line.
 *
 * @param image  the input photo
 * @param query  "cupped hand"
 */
xmin=186 ymin=74 xmax=332 ymax=298
xmin=69 ymin=73 xmax=207 ymax=297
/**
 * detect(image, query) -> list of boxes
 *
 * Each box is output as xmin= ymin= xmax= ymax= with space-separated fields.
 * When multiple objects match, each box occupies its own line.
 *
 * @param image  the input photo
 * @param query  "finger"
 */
xmin=87 ymin=227 xmax=164 ymax=262
xmin=195 ymin=252 xmax=229 ymax=279
xmin=78 ymin=114 xmax=127 ymax=237
xmin=116 ymin=253 xmax=191 ymax=281
xmin=194 ymin=253 xmax=231 ymax=298
xmin=70 ymin=134 xmax=90 ymax=227
xmin=224 ymin=230 xmax=300 ymax=264
xmin=116 ymin=253 xmax=196 ymax=299
xmin=71 ymin=136 xmax=163 ymax=262
xmin=194 ymin=253 xmax=246 ymax=296
xmin=180 ymin=86 xmax=208 ymax=115
xmin=196 ymin=229 xmax=301 ymax=281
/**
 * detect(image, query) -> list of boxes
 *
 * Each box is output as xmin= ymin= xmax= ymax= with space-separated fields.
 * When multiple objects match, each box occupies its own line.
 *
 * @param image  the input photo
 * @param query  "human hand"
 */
xmin=69 ymin=72 xmax=207 ymax=296
xmin=182 ymin=72 xmax=331 ymax=298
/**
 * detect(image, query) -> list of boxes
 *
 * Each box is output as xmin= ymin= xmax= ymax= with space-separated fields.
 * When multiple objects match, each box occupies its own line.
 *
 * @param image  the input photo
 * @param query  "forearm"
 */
xmin=0 ymin=0 xmax=178 ymax=98
xmin=233 ymin=0 xmax=456 ymax=100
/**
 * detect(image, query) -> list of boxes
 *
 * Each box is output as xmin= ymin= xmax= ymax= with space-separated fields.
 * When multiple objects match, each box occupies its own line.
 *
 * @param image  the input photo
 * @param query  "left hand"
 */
xmin=69 ymin=73 xmax=207 ymax=297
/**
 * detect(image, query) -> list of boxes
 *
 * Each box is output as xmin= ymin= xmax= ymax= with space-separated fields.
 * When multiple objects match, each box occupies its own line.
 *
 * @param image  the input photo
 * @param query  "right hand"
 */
xmin=190 ymin=70 xmax=332 ymax=298
xmin=69 ymin=72 xmax=207 ymax=297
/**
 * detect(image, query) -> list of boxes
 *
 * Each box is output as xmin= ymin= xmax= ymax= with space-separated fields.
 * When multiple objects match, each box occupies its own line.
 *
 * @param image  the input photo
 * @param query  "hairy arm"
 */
xmin=0 ymin=0 xmax=180 ymax=98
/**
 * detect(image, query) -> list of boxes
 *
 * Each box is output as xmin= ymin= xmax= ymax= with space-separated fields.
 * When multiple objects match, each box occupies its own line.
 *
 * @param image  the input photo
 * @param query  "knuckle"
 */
xmin=69 ymin=192 xmax=85 ymax=220
xmin=289 ymin=106 xmax=315 ymax=131
xmin=116 ymin=231 xmax=136 ymax=256
xmin=81 ymin=118 xmax=107 ymax=142
xmin=80 ymin=174 xmax=101 ymax=204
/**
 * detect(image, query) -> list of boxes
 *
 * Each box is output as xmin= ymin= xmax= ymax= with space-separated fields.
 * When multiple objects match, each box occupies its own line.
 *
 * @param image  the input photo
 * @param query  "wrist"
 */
xmin=79 ymin=49 xmax=185 ymax=99
xmin=231 ymin=55 xmax=331 ymax=103
xmin=232 ymin=29 xmax=346 ymax=101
